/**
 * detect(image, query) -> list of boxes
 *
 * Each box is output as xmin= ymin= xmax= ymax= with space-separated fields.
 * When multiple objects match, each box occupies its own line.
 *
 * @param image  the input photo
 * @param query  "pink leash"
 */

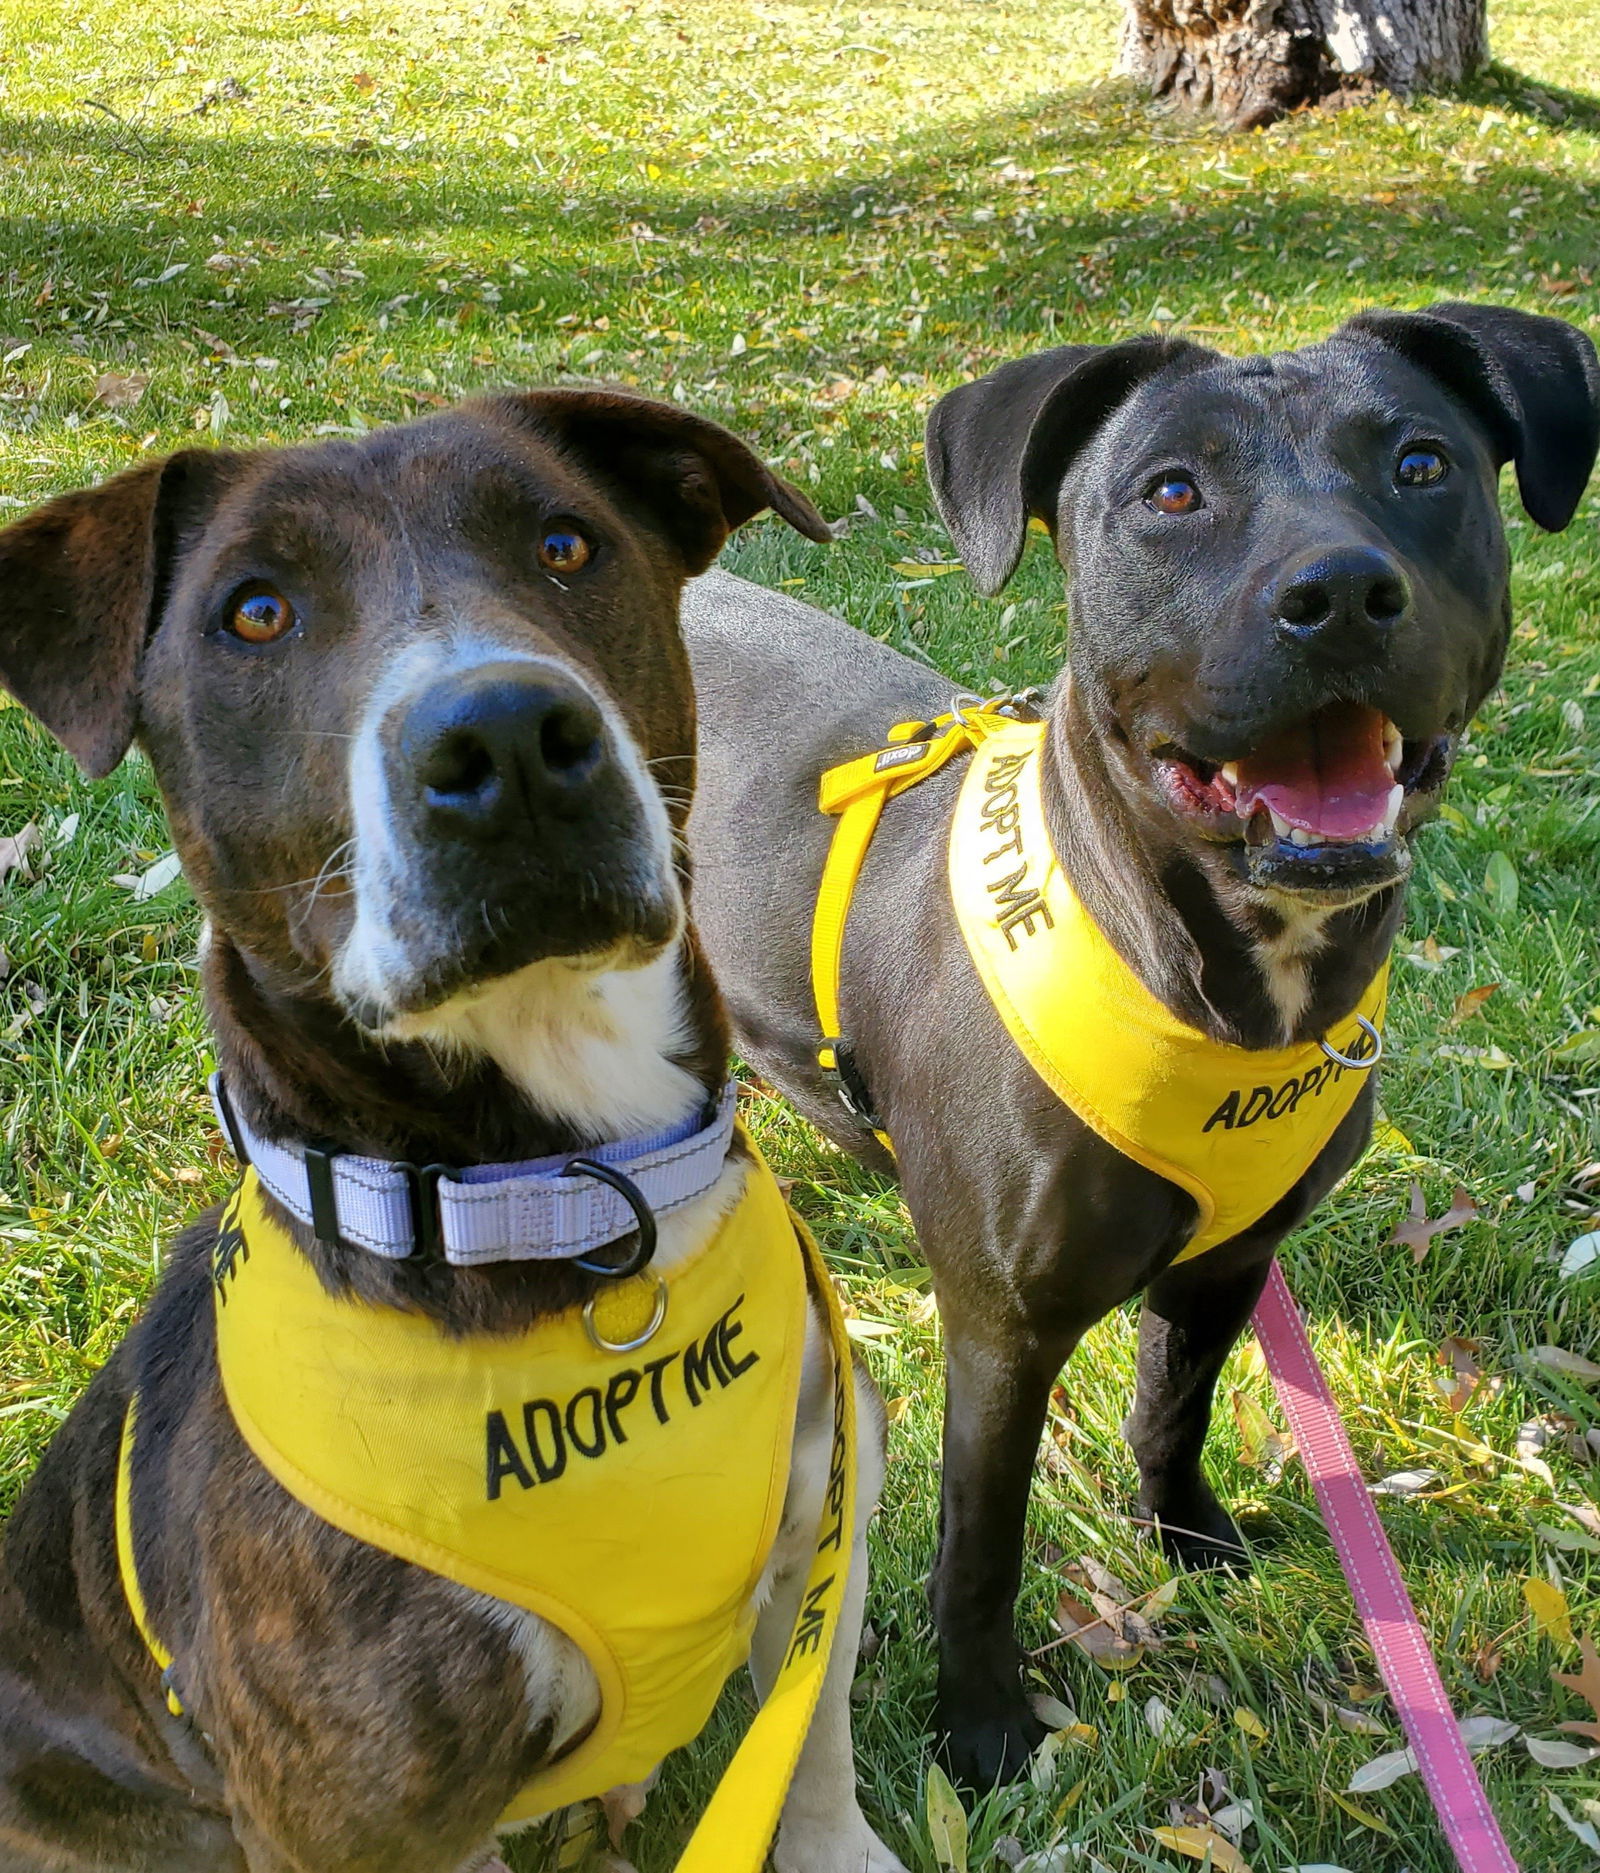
xmin=1252 ymin=1261 xmax=1519 ymax=1871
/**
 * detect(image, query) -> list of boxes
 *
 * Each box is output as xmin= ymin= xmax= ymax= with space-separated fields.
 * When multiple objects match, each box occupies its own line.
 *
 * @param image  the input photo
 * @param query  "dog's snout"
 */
xmin=1271 ymin=546 xmax=1410 ymax=644
xmin=401 ymin=663 xmax=607 ymax=835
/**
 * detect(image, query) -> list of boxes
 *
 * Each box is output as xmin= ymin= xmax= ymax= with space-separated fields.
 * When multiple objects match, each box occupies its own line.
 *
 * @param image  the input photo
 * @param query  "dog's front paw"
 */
xmin=936 ymin=1693 xmax=1047 ymax=1790
xmin=772 ymin=1807 xmax=908 ymax=1873
xmin=1141 ymin=1487 xmax=1252 ymax=1572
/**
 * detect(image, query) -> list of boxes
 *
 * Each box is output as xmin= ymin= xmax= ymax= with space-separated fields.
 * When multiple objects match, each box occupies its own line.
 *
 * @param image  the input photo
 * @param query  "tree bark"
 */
xmin=1119 ymin=0 xmax=1489 ymax=131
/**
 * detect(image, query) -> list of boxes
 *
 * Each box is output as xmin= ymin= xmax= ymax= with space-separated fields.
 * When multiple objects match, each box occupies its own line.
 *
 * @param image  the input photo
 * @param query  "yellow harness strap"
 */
xmin=812 ymin=698 xmax=1024 ymax=1149
xmin=114 ymin=1399 xmax=185 ymax=1719
xmin=813 ymin=707 xmax=1388 ymax=1262
xmin=114 ymin=1140 xmax=857 ymax=1871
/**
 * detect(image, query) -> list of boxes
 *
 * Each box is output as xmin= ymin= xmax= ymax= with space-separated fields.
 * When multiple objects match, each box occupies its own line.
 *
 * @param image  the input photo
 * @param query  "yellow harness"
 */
xmin=116 ymin=1137 xmax=857 ymax=1867
xmin=813 ymin=701 xmax=1387 ymax=1262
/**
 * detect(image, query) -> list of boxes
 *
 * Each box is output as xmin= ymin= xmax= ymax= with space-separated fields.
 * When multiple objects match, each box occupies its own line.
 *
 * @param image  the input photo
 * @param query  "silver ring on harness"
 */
xmin=1318 ymin=1015 xmax=1383 ymax=1072
xmin=947 ymin=692 xmax=987 ymax=728
xmin=583 ymin=1274 xmax=670 ymax=1354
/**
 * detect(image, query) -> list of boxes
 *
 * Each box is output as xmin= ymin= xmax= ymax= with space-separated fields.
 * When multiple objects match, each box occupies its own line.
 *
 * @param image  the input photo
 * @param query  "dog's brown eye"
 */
xmin=227 ymin=587 xmax=297 ymax=644
xmin=537 ymin=527 xmax=592 ymax=574
xmin=1146 ymin=475 xmax=1202 ymax=516
xmin=1396 ymin=447 xmax=1448 ymax=487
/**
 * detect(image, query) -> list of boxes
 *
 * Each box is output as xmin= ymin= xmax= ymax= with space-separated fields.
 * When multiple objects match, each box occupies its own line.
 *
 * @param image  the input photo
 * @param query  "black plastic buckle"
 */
xmin=301 ymin=1143 xmax=344 ymax=1252
xmin=212 ymin=1075 xmax=252 ymax=1168
xmin=566 ymin=1160 xmax=658 ymax=1280
xmin=819 ymin=1036 xmax=884 ymax=1134
xmin=395 ymin=1161 xmax=455 ymax=1261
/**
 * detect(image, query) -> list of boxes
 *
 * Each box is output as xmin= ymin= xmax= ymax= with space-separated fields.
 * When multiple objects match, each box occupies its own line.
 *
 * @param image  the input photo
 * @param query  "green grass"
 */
xmin=5 ymin=0 xmax=1600 ymax=1866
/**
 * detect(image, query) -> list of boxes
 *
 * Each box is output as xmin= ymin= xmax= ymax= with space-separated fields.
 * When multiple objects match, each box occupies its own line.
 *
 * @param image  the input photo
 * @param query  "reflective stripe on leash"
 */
xmin=1253 ymin=1262 xmax=1520 ymax=1873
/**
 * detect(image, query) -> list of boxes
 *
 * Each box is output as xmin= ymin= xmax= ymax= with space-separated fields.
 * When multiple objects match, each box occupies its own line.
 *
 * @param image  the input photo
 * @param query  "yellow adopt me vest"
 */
xmin=122 ymin=1144 xmax=820 ymax=1830
xmin=814 ymin=706 xmax=1387 ymax=1263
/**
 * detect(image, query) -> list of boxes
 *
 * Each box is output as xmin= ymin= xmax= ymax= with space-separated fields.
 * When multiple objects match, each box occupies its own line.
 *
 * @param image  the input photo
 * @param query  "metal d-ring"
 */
xmin=1319 ymin=1015 xmax=1384 ymax=1071
xmin=947 ymin=692 xmax=987 ymax=729
xmin=583 ymin=1275 xmax=669 ymax=1355
xmin=566 ymin=1159 xmax=659 ymax=1279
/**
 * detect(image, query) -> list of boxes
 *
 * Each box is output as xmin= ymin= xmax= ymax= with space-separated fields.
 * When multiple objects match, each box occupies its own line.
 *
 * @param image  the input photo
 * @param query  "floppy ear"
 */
xmin=1342 ymin=302 xmax=1600 ymax=532
xmin=924 ymin=336 xmax=1211 ymax=597
xmin=488 ymin=388 xmax=833 ymax=576
xmin=0 ymin=450 xmax=246 ymax=777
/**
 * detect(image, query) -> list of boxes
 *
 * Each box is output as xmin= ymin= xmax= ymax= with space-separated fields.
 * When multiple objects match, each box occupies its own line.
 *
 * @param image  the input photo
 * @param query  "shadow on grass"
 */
xmin=5 ymin=70 xmax=1600 ymax=395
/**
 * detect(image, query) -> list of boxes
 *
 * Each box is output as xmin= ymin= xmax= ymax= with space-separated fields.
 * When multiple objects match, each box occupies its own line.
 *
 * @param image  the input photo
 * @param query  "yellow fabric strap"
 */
xmin=673 ymin=1211 xmax=856 ymax=1873
xmin=947 ymin=719 xmax=1389 ymax=1261
xmin=114 ymin=1399 xmax=185 ymax=1718
xmin=812 ymin=700 xmax=1021 ymax=1150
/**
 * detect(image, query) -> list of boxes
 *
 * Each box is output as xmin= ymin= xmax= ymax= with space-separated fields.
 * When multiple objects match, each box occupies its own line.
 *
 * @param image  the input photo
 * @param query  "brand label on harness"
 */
xmin=484 ymin=1296 xmax=761 ymax=1499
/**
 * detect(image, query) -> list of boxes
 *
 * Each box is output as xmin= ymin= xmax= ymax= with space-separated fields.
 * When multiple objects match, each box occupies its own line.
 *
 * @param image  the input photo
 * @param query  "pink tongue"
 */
xmin=1234 ymin=703 xmax=1394 ymax=840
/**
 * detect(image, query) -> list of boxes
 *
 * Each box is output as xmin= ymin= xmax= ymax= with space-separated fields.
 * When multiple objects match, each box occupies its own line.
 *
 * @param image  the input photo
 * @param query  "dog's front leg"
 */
xmin=751 ymin=1363 xmax=907 ymax=1873
xmin=928 ymin=1315 xmax=1078 ymax=1789
xmin=1127 ymin=1240 xmax=1276 ymax=1569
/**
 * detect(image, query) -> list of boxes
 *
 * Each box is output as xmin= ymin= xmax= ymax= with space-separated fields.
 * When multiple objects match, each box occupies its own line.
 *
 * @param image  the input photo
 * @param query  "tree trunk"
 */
xmin=1119 ymin=0 xmax=1489 ymax=131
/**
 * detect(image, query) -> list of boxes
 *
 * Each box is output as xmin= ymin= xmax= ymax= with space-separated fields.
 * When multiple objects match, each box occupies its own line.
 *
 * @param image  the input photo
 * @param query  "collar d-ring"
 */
xmin=1319 ymin=1014 xmax=1384 ymax=1071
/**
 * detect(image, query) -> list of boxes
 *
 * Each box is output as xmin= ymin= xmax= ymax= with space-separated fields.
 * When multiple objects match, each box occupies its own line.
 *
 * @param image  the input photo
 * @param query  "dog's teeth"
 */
xmin=1379 ymin=781 xmax=1405 ymax=836
xmin=1289 ymin=826 xmax=1315 ymax=847
xmin=1267 ymin=806 xmax=1295 ymax=840
xmin=1383 ymin=719 xmax=1403 ymax=775
xmin=1219 ymin=761 xmax=1239 ymax=787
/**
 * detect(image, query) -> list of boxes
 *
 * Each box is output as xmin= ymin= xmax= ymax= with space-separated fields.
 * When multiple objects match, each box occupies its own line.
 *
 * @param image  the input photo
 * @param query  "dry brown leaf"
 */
xmin=1451 ymin=983 xmax=1500 ymax=1023
xmin=94 ymin=371 xmax=149 ymax=409
xmin=1050 ymin=1590 xmax=1144 ymax=1668
xmin=1230 ymin=1388 xmax=1293 ymax=1477
xmin=1554 ymin=1635 xmax=1600 ymax=1743
xmin=1534 ymin=1345 xmax=1600 ymax=1383
xmin=1390 ymin=1181 xmax=1478 ymax=1263
xmin=0 ymin=821 xmax=39 ymax=884
xmin=1064 ymin=1557 xmax=1162 ymax=1648
xmin=600 ymin=1778 xmax=651 ymax=1848
xmin=1436 ymin=1336 xmax=1483 ymax=1412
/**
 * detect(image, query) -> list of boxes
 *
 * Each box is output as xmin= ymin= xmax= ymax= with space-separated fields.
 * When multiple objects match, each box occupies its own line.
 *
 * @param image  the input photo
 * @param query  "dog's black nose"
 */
xmin=1271 ymin=546 xmax=1410 ymax=645
xmin=401 ymin=662 xmax=607 ymax=834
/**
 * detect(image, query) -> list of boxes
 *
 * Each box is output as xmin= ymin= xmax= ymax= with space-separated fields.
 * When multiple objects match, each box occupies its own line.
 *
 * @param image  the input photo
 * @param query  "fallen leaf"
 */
xmin=1562 ymin=1503 xmax=1600 ymax=1540
xmin=1347 ymin=1745 xmax=1415 ymax=1793
xmin=1516 ymin=1417 xmax=1560 ymax=1485
xmin=1533 ymin=1345 xmax=1600 ymax=1383
xmin=1526 ymin=1734 xmax=1600 ymax=1767
xmin=1209 ymin=1800 xmax=1255 ymax=1843
xmin=890 ymin=560 xmax=963 ymax=577
xmin=1554 ymin=1634 xmax=1600 ymax=1741
xmin=1230 ymin=1389 xmax=1293 ymax=1477
xmin=1349 ymin=1717 xmax=1518 ymax=1792
xmin=1389 ymin=1182 xmax=1478 ymax=1263
xmin=54 ymin=812 xmax=79 ymax=846
xmin=1148 ymin=1825 xmax=1249 ymax=1871
xmin=1563 ymin=1233 xmax=1600 ymax=1279
xmin=1329 ymin=1789 xmax=1395 ymax=1836
xmin=1525 ymin=1576 xmax=1575 ymax=1646
xmin=1370 ymin=1467 xmax=1440 ymax=1497
xmin=1552 ymin=1031 xmax=1600 ymax=1066
xmin=1436 ymin=1336 xmax=1483 ymax=1412
xmin=1450 ymin=983 xmax=1500 ymax=1023
xmin=1233 ymin=1706 xmax=1267 ymax=1741
xmin=1143 ymin=1695 xmax=1198 ymax=1746
xmin=1049 ymin=1591 xmax=1143 ymax=1668
xmin=93 ymin=371 xmax=149 ymax=409
xmin=1063 ymin=1557 xmax=1163 ymax=1648
xmin=0 ymin=821 xmax=39 ymax=883
xmin=600 ymin=1775 xmax=653 ymax=1846
xmin=1483 ymin=850 xmax=1519 ymax=915
xmin=925 ymin=1763 xmax=968 ymax=1873
xmin=118 ymin=851 xmax=183 ymax=901
xmin=1029 ymin=1692 xmax=1078 ymax=1731
xmin=1546 ymin=1789 xmax=1600 ymax=1851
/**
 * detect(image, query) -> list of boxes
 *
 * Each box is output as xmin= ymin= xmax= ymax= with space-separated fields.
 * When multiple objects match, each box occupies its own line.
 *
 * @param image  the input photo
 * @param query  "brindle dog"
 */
xmin=680 ymin=303 xmax=1600 ymax=1786
xmin=0 ymin=391 xmax=907 ymax=1873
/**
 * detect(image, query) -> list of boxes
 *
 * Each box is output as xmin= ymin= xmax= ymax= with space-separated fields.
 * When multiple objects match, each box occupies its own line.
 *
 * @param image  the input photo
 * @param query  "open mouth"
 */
xmin=1152 ymin=701 xmax=1451 ymax=879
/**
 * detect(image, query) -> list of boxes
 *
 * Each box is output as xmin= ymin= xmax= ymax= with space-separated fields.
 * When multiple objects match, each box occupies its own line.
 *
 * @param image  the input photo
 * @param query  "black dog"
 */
xmin=681 ymin=303 xmax=1599 ymax=1785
